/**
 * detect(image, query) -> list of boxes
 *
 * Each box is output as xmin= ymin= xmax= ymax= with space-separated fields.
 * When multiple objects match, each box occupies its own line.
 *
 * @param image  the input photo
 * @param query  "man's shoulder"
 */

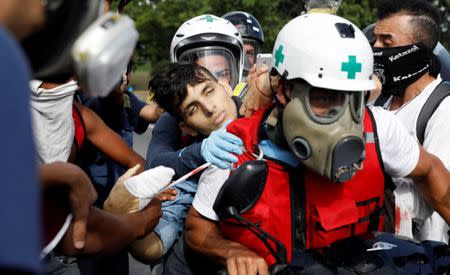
xmin=0 ymin=27 xmax=30 ymax=83
xmin=0 ymin=27 xmax=32 ymax=110
xmin=153 ymin=112 xmax=179 ymax=133
xmin=366 ymin=105 xmax=405 ymax=139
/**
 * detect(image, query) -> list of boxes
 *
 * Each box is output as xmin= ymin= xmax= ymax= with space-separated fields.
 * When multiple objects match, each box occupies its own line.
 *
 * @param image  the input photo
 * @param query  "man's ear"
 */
xmin=179 ymin=121 xmax=198 ymax=137
xmin=275 ymin=79 xmax=290 ymax=106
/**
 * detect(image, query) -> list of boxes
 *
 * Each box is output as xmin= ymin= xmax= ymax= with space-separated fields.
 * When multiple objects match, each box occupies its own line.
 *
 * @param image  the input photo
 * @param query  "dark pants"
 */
xmin=163 ymin=236 xmax=222 ymax=275
xmin=44 ymin=252 xmax=80 ymax=275
xmin=164 ymin=233 xmax=450 ymax=275
xmin=44 ymin=250 xmax=129 ymax=275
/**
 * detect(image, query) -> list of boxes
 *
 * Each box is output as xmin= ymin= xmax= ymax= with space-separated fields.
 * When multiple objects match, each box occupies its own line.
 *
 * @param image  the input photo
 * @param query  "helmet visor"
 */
xmin=179 ymin=47 xmax=239 ymax=88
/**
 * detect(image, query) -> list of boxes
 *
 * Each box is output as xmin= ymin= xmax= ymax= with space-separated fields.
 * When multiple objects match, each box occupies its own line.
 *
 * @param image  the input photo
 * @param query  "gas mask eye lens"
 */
xmin=307 ymin=88 xmax=347 ymax=123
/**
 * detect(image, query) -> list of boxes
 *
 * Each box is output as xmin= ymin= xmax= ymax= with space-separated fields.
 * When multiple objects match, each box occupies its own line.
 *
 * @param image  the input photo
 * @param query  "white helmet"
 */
xmin=271 ymin=13 xmax=375 ymax=92
xmin=170 ymin=14 xmax=244 ymax=88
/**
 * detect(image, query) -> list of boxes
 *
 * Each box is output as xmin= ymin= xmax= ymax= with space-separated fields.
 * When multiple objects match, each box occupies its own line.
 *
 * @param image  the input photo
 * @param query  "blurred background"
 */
xmin=113 ymin=0 xmax=450 ymax=92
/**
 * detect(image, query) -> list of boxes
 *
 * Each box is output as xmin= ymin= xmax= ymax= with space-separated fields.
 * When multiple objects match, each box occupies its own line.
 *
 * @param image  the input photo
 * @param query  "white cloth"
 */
xmin=382 ymin=76 xmax=450 ymax=243
xmin=30 ymin=80 xmax=78 ymax=163
xmin=124 ymin=166 xmax=175 ymax=210
xmin=193 ymin=107 xmax=420 ymax=221
xmin=193 ymin=165 xmax=229 ymax=221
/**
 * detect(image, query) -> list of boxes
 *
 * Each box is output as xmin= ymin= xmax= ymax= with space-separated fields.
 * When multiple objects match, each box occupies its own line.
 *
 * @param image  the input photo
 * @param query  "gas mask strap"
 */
xmin=265 ymin=104 xmax=289 ymax=149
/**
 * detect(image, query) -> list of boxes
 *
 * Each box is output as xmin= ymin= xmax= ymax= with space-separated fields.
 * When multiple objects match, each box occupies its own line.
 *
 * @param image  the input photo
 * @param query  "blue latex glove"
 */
xmin=201 ymin=120 xmax=243 ymax=169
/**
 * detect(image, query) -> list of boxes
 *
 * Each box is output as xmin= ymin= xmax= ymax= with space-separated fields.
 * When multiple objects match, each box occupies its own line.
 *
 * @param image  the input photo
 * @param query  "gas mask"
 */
xmin=282 ymin=81 xmax=365 ymax=183
xmin=72 ymin=12 xmax=138 ymax=97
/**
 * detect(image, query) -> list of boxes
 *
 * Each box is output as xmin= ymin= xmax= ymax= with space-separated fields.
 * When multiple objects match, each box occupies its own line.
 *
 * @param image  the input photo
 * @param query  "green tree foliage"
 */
xmin=122 ymin=0 xmax=449 ymax=74
xmin=339 ymin=0 xmax=377 ymax=29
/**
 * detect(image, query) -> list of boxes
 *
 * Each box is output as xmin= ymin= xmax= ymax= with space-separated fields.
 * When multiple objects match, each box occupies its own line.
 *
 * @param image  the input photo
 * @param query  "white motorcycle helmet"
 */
xmin=170 ymin=14 xmax=244 ymax=88
xmin=272 ymin=13 xmax=374 ymax=92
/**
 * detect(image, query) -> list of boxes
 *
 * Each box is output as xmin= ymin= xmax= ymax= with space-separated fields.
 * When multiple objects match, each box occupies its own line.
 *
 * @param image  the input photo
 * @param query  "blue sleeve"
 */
xmin=154 ymin=179 xmax=197 ymax=254
xmin=126 ymin=91 xmax=149 ymax=134
xmin=145 ymin=113 xmax=204 ymax=178
xmin=0 ymin=27 xmax=41 ymax=274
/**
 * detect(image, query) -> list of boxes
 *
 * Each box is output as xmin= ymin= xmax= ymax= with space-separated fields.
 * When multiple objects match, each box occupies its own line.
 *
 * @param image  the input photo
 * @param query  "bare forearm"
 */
xmin=39 ymin=162 xmax=83 ymax=188
xmin=414 ymin=155 xmax=450 ymax=225
xmin=61 ymin=207 xmax=151 ymax=256
xmin=78 ymin=102 xmax=145 ymax=172
xmin=185 ymin=208 xmax=251 ymax=265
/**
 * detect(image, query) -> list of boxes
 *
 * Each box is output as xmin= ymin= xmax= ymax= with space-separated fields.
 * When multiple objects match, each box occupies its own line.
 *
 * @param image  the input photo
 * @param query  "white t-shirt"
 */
xmin=382 ymin=76 xmax=450 ymax=243
xmin=193 ymin=106 xmax=420 ymax=221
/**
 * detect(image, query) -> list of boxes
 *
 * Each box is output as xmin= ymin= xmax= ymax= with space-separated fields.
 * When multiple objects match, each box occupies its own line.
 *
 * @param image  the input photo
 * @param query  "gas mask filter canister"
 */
xmin=72 ymin=12 xmax=138 ymax=97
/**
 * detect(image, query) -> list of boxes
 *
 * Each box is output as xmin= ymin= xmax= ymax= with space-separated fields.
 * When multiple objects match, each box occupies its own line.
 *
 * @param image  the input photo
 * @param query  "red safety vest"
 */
xmin=220 ymin=105 xmax=385 ymax=266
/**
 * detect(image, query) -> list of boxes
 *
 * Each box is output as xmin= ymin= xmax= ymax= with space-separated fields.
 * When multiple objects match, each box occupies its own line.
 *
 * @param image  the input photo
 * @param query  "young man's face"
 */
xmin=243 ymin=43 xmax=256 ymax=68
xmin=178 ymin=74 xmax=237 ymax=136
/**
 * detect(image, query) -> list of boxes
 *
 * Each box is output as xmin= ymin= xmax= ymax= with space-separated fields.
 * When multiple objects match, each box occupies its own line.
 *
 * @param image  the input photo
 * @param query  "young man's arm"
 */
xmin=409 ymin=147 xmax=450 ymax=226
xmin=60 ymin=198 xmax=162 ymax=256
xmin=75 ymin=102 xmax=145 ymax=173
xmin=145 ymin=112 xmax=204 ymax=178
xmin=185 ymin=208 xmax=269 ymax=275
xmin=40 ymin=162 xmax=97 ymax=250
xmin=371 ymin=106 xmax=450 ymax=225
xmin=185 ymin=166 xmax=268 ymax=275
xmin=126 ymin=91 xmax=163 ymax=134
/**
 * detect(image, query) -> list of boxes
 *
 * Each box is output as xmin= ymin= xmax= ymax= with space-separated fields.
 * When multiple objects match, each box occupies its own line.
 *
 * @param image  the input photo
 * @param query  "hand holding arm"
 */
xmin=60 ymin=198 xmax=163 ymax=256
xmin=104 ymin=164 xmax=176 ymax=213
xmin=39 ymin=162 xmax=97 ymax=250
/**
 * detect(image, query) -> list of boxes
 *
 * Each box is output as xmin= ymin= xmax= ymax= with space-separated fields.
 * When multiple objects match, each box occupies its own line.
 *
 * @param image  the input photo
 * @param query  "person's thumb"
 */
xmin=71 ymin=201 xmax=90 ymax=250
xmin=117 ymin=164 xmax=141 ymax=184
